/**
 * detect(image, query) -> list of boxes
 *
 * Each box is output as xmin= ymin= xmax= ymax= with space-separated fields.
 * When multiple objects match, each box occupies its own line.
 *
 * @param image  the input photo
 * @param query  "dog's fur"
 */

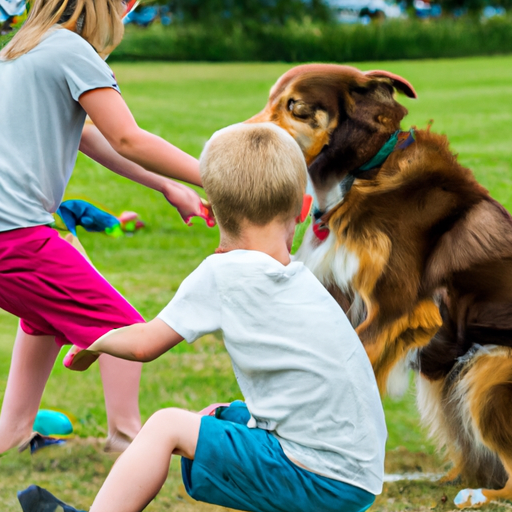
xmin=247 ymin=64 xmax=512 ymax=506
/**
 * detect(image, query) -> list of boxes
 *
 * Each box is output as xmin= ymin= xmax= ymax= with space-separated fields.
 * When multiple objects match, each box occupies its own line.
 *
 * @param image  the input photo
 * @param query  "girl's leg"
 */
xmin=0 ymin=325 xmax=60 ymax=453
xmin=90 ymin=408 xmax=201 ymax=512
xmin=64 ymin=233 xmax=142 ymax=451
xmin=99 ymin=355 xmax=142 ymax=452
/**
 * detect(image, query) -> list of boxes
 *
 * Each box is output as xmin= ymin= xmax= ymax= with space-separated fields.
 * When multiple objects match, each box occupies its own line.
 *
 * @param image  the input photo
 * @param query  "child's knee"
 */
xmin=144 ymin=408 xmax=187 ymax=436
xmin=143 ymin=408 xmax=200 ymax=452
xmin=146 ymin=408 xmax=178 ymax=426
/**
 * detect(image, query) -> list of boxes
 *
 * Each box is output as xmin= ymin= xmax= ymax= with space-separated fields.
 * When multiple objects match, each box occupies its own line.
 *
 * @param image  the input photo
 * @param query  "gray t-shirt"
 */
xmin=158 ymin=250 xmax=387 ymax=495
xmin=0 ymin=28 xmax=120 ymax=232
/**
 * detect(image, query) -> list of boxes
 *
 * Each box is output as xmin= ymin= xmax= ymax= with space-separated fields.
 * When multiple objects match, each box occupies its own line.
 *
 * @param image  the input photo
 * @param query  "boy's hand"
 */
xmin=63 ymin=345 xmax=100 ymax=372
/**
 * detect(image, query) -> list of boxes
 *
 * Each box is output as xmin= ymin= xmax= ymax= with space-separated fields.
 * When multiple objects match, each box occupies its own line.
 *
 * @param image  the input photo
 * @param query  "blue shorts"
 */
xmin=181 ymin=402 xmax=375 ymax=512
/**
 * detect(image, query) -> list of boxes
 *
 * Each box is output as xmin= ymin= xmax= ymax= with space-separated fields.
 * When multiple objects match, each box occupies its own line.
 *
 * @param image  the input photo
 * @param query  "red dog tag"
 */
xmin=313 ymin=222 xmax=330 ymax=241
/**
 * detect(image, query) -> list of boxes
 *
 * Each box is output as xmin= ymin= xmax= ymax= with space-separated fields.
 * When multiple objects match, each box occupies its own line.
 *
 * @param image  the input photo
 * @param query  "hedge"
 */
xmin=3 ymin=16 xmax=512 ymax=61
xmin=109 ymin=16 xmax=512 ymax=62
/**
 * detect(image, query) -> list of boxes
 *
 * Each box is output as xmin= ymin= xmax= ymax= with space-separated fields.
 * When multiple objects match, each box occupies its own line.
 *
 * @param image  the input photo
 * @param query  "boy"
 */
xmin=21 ymin=123 xmax=386 ymax=512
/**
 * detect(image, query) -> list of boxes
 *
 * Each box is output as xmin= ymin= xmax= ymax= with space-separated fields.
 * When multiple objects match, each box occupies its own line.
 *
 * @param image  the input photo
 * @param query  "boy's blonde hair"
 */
xmin=0 ymin=0 xmax=124 ymax=60
xmin=201 ymin=123 xmax=308 ymax=236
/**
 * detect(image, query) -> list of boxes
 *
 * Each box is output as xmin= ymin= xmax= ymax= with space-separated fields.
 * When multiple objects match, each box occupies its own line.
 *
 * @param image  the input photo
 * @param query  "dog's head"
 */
xmin=246 ymin=64 xmax=416 ymax=210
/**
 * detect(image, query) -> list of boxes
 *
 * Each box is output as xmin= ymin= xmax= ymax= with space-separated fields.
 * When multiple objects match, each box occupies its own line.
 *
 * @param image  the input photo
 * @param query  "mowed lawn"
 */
xmin=1 ymin=57 xmax=512 ymax=511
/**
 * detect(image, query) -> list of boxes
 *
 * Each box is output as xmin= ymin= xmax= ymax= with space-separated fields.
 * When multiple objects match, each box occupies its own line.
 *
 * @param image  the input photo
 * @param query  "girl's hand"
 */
xmin=63 ymin=345 xmax=101 ymax=372
xmin=163 ymin=181 xmax=215 ymax=227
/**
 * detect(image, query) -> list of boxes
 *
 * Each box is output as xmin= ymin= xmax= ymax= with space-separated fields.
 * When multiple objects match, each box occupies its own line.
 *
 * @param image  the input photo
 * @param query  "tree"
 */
xmin=166 ymin=0 xmax=333 ymax=25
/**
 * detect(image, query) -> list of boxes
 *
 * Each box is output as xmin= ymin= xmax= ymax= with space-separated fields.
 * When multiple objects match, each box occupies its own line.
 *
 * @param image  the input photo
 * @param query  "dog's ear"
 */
xmin=425 ymin=199 xmax=512 ymax=288
xmin=364 ymin=70 xmax=417 ymax=99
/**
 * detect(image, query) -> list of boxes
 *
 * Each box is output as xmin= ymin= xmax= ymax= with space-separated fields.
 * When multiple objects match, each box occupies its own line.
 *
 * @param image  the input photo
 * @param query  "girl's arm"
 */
xmin=79 ymin=122 xmax=212 ymax=225
xmin=64 ymin=319 xmax=183 ymax=371
xmin=79 ymin=88 xmax=202 ymax=186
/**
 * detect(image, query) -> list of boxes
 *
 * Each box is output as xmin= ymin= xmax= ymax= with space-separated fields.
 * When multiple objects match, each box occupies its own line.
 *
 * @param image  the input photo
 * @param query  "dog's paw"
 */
xmin=439 ymin=467 xmax=462 ymax=485
xmin=454 ymin=488 xmax=488 ymax=509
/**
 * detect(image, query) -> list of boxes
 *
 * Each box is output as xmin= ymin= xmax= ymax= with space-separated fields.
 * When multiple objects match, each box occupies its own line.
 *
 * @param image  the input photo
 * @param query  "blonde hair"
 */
xmin=201 ymin=123 xmax=308 ymax=236
xmin=0 ymin=0 xmax=124 ymax=60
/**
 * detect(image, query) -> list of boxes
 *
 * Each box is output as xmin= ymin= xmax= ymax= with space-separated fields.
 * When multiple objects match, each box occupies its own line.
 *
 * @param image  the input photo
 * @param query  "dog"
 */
xmin=246 ymin=64 xmax=512 ymax=508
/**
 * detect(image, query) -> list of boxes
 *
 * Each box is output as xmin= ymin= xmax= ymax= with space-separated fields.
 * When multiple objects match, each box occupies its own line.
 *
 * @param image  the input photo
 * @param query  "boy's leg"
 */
xmin=90 ymin=408 xmax=201 ymax=512
xmin=99 ymin=355 xmax=142 ymax=452
xmin=0 ymin=326 xmax=60 ymax=453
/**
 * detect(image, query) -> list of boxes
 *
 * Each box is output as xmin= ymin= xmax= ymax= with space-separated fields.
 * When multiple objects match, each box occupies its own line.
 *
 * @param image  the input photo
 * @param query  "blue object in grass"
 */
xmin=56 ymin=199 xmax=120 ymax=237
xmin=33 ymin=410 xmax=73 ymax=437
xmin=18 ymin=485 xmax=85 ymax=512
xmin=29 ymin=434 xmax=66 ymax=454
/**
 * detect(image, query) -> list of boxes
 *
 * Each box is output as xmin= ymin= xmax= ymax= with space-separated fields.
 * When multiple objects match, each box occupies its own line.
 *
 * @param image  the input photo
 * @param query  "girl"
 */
xmin=0 ymin=0 xmax=213 ymax=454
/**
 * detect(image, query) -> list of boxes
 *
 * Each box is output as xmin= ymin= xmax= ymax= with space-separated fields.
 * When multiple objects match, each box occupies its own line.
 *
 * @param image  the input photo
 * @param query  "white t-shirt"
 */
xmin=158 ymin=250 xmax=387 ymax=495
xmin=0 ymin=28 xmax=121 ymax=232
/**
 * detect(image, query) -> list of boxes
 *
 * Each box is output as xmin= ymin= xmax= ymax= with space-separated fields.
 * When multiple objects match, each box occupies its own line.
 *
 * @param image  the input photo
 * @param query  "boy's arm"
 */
xmin=65 ymin=319 xmax=183 ymax=371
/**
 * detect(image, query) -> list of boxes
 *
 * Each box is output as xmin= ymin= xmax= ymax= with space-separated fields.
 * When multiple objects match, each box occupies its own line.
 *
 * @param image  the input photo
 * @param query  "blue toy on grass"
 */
xmin=33 ymin=409 xmax=74 ymax=437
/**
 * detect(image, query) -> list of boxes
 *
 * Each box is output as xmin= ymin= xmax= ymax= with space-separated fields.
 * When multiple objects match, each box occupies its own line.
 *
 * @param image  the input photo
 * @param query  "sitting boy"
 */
xmin=21 ymin=123 xmax=386 ymax=512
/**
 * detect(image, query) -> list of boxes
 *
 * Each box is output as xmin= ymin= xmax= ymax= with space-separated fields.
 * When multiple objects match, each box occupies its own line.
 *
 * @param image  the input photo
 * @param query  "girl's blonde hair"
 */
xmin=201 ymin=123 xmax=308 ymax=236
xmin=0 ymin=0 xmax=124 ymax=60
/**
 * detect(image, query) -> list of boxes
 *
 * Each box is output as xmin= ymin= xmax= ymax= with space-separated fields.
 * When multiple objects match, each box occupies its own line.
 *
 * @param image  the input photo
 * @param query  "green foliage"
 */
xmin=0 ymin=25 xmax=18 ymax=50
xmin=158 ymin=0 xmax=333 ymax=26
xmin=111 ymin=16 xmax=512 ymax=62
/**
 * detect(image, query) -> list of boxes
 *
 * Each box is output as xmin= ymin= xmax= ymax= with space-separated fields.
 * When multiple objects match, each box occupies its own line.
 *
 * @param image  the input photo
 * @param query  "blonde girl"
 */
xmin=0 ymin=0 xmax=212 ymax=454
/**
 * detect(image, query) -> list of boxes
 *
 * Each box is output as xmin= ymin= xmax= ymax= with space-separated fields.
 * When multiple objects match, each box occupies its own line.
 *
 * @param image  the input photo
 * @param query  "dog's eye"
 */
xmin=288 ymin=99 xmax=310 ymax=119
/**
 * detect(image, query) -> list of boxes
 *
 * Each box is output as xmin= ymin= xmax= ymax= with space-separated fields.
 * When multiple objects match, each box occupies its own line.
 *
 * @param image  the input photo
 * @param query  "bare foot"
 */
xmin=104 ymin=431 xmax=133 ymax=453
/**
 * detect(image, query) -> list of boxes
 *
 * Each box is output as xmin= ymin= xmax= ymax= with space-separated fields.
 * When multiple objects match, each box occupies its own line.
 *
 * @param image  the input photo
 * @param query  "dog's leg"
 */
xmin=454 ymin=351 xmax=512 ymax=508
xmin=454 ymin=460 xmax=512 ymax=509
xmin=416 ymin=375 xmax=465 ymax=484
xmin=359 ymin=299 xmax=442 ymax=392
xmin=416 ymin=375 xmax=459 ymax=482
xmin=480 ymin=463 xmax=512 ymax=503
xmin=439 ymin=464 xmax=462 ymax=484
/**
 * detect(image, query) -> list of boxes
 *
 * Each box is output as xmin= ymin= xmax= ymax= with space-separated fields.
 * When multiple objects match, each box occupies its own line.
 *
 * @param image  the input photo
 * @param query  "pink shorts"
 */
xmin=0 ymin=226 xmax=144 ymax=348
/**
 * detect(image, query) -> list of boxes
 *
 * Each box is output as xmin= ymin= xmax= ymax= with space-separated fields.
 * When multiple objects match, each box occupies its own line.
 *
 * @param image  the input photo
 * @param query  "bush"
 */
xmin=4 ymin=16 xmax=512 ymax=61
xmin=110 ymin=16 xmax=512 ymax=62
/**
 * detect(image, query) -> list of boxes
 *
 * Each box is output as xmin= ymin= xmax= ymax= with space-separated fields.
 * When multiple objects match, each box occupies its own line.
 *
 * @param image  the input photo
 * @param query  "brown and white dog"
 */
xmin=246 ymin=64 xmax=512 ymax=508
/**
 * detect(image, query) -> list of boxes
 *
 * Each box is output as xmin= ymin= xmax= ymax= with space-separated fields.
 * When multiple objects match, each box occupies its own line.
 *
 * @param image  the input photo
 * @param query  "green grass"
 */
xmin=1 ymin=57 xmax=512 ymax=511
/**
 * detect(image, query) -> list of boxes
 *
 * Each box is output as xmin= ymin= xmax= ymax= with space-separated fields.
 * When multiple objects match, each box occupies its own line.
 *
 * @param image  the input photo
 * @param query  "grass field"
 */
xmin=1 ymin=57 xmax=512 ymax=511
